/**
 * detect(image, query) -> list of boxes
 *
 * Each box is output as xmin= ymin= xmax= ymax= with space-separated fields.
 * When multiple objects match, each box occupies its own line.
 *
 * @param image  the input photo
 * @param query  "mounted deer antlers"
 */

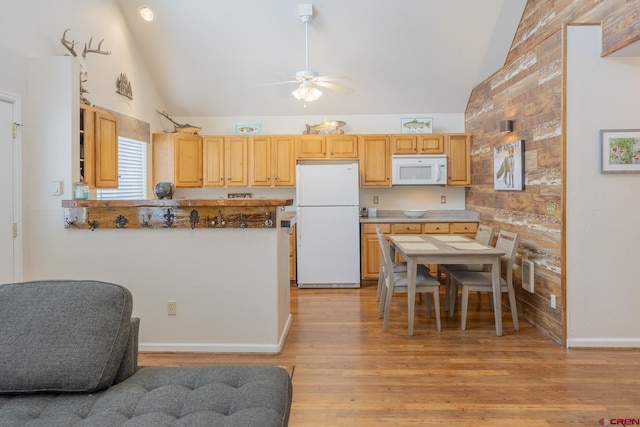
xmin=60 ymin=29 xmax=111 ymax=105
xmin=61 ymin=29 xmax=111 ymax=58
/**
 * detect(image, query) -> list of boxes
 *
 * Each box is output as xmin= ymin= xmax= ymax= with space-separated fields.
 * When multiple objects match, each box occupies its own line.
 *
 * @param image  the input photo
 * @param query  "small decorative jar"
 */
xmin=73 ymin=182 xmax=89 ymax=200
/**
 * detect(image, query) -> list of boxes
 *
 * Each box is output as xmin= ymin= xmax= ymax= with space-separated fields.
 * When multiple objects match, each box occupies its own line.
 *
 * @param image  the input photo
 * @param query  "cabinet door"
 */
xmin=225 ymin=136 xmax=248 ymax=186
xmin=359 ymin=135 xmax=391 ymax=187
xmin=272 ymin=136 xmax=296 ymax=186
xmin=93 ymin=110 xmax=119 ymax=188
xmin=203 ymin=136 xmax=225 ymax=187
xmin=361 ymin=232 xmax=382 ymax=280
xmin=417 ymin=134 xmax=445 ymax=154
xmin=296 ymin=135 xmax=326 ymax=158
xmin=446 ymin=134 xmax=471 ymax=186
xmin=391 ymin=135 xmax=417 ymax=154
xmin=174 ymin=134 xmax=203 ymax=187
xmin=248 ymin=136 xmax=272 ymax=187
xmin=289 ymin=225 xmax=297 ymax=281
xmin=327 ymin=135 xmax=358 ymax=158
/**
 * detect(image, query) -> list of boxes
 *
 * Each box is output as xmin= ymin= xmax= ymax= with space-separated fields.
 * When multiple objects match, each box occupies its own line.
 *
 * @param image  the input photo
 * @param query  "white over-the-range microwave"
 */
xmin=391 ymin=155 xmax=447 ymax=185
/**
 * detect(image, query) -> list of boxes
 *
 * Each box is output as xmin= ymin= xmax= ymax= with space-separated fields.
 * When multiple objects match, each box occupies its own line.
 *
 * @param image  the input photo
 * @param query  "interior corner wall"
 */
xmin=566 ymin=25 xmax=640 ymax=347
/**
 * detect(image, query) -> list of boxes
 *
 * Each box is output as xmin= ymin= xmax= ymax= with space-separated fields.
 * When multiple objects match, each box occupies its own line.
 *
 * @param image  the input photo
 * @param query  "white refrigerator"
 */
xmin=296 ymin=161 xmax=361 ymax=288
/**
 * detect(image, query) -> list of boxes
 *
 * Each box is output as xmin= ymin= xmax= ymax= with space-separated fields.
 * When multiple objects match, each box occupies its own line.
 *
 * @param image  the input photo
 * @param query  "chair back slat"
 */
xmin=474 ymin=224 xmax=494 ymax=246
xmin=494 ymin=230 xmax=519 ymax=281
xmin=376 ymin=226 xmax=394 ymax=280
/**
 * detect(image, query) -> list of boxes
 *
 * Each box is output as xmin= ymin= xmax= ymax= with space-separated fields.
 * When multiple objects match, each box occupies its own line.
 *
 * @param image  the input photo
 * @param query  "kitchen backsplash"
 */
xmin=172 ymin=185 xmax=465 ymax=211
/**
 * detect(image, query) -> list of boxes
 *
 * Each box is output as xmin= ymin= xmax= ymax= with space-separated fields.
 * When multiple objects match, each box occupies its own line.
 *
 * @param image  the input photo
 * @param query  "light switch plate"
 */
xmin=51 ymin=180 xmax=63 ymax=196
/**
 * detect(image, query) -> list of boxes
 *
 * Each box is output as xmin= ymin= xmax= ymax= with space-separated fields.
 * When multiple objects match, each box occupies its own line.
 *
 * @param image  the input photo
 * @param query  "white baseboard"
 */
xmin=139 ymin=314 xmax=293 ymax=354
xmin=567 ymin=338 xmax=640 ymax=348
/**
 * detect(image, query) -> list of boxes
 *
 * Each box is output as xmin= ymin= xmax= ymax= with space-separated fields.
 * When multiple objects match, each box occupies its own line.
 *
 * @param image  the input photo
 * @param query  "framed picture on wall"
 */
xmin=600 ymin=129 xmax=640 ymax=173
xmin=494 ymin=139 xmax=525 ymax=190
xmin=401 ymin=118 xmax=433 ymax=134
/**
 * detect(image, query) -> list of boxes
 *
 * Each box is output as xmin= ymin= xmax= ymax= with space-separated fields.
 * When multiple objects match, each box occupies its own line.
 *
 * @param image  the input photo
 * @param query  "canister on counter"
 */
xmin=73 ymin=182 xmax=89 ymax=200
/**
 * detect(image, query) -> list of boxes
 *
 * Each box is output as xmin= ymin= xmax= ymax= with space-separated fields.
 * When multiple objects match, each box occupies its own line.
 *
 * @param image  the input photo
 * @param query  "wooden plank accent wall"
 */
xmin=508 ymin=0 xmax=640 ymax=62
xmin=465 ymin=0 xmax=639 ymax=346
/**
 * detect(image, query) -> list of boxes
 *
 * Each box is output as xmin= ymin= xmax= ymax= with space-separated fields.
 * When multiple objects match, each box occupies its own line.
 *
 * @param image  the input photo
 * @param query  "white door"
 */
xmin=0 ymin=99 xmax=15 ymax=283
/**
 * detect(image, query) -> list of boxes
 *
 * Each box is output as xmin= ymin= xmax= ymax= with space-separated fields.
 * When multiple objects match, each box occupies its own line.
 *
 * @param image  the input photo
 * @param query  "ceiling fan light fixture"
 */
xmin=292 ymin=82 xmax=322 ymax=102
xmin=139 ymin=7 xmax=154 ymax=21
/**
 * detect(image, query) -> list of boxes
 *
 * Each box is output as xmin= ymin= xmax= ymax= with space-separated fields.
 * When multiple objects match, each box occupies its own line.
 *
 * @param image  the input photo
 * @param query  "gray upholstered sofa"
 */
xmin=0 ymin=280 xmax=292 ymax=426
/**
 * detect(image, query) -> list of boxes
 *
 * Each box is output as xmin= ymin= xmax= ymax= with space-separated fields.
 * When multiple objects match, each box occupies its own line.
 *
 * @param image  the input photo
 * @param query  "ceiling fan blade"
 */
xmin=314 ymin=75 xmax=351 ymax=82
xmin=314 ymin=81 xmax=353 ymax=93
xmin=258 ymin=80 xmax=300 ymax=87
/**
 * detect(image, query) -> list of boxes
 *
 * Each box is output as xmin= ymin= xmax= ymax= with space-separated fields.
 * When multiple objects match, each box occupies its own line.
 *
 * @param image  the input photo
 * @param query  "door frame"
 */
xmin=1 ymin=91 xmax=23 ymax=282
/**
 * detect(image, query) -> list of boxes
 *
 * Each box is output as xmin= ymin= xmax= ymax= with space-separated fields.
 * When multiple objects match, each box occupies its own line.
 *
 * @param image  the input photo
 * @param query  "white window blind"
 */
xmin=97 ymin=137 xmax=147 ymax=200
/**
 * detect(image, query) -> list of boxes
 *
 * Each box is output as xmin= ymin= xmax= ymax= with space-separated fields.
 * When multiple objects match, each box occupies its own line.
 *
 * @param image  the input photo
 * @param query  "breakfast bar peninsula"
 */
xmin=61 ymin=198 xmax=294 ymax=353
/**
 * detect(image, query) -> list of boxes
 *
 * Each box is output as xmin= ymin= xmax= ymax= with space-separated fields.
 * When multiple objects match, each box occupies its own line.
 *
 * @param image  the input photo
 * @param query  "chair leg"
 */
xmin=425 ymin=293 xmax=432 ymax=319
xmin=507 ymin=284 xmax=519 ymax=331
xmin=460 ymin=285 xmax=469 ymax=330
xmin=378 ymin=283 xmax=387 ymax=319
xmin=448 ymin=275 xmax=458 ymax=317
xmin=381 ymin=282 xmax=395 ymax=332
xmin=376 ymin=270 xmax=383 ymax=302
xmin=432 ymin=289 xmax=441 ymax=332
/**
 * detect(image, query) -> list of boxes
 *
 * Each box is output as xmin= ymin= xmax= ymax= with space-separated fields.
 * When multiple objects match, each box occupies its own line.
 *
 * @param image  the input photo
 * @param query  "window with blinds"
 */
xmin=97 ymin=137 xmax=147 ymax=200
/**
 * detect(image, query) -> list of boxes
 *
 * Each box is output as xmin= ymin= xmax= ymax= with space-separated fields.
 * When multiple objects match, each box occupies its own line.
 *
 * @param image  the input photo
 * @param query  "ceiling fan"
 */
xmin=268 ymin=4 xmax=352 ymax=104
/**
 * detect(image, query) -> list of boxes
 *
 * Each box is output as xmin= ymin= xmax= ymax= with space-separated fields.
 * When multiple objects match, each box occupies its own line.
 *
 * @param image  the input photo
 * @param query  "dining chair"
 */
xmin=375 ymin=226 xmax=429 ymax=302
xmin=448 ymin=230 xmax=519 ymax=331
xmin=376 ymin=227 xmax=442 ymax=332
xmin=439 ymin=224 xmax=495 ymax=316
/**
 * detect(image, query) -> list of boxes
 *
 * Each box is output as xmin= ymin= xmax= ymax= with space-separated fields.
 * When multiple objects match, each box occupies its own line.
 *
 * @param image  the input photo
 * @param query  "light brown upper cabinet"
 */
xmin=445 ymin=134 xmax=471 ymax=186
xmin=203 ymin=136 xmax=224 ymax=187
xmin=201 ymin=136 xmax=249 ymax=187
xmin=358 ymin=135 xmax=391 ymax=187
xmin=391 ymin=134 xmax=445 ymax=155
xmin=223 ymin=136 xmax=249 ymax=187
xmin=153 ymin=133 xmax=203 ymax=188
xmin=296 ymin=135 xmax=358 ymax=159
xmin=249 ymin=136 xmax=296 ymax=187
xmin=80 ymin=105 xmax=118 ymax=189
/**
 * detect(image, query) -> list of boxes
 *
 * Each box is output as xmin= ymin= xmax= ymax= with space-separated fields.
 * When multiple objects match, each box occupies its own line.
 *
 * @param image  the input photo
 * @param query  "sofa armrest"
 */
xmin=113 ymin=317 xmax=140 ymax=384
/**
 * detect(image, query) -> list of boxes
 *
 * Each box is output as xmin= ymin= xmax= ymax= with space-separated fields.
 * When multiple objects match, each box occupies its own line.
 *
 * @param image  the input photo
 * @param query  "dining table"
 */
xmin=388 ymin=234 xmax=506 ymax=336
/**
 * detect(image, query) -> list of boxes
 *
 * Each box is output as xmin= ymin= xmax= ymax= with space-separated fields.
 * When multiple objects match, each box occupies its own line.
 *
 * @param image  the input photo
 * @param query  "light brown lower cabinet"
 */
xmin=360 ymin=221 xmax=479 ymax=281
xmin=289 ymin=225 xmax=297 ymax=282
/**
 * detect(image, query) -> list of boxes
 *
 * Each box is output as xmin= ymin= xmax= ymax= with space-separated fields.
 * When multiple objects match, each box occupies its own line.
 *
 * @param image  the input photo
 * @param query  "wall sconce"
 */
xmin=500 ymin=120 xmax=514 ymax=133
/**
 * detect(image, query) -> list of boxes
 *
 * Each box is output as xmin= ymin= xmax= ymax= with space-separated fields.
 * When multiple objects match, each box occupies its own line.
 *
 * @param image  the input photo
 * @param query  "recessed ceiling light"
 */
xmin=139 ymin=7 xmax=154 ymax=21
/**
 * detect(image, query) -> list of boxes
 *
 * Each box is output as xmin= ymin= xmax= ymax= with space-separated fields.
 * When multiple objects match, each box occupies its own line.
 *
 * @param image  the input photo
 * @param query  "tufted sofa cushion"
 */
xmin=0 ymin=366 xmax=292 ymax=427
xmin=0 ymin=280 xmax=133 ymax=394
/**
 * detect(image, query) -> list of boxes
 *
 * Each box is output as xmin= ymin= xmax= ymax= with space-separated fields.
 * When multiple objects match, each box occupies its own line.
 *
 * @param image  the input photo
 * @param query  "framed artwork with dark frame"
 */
xmin=600 ymin=129 xmax=640 ymax=173
xmin=494 ymin=139 xmax=525 ymax=190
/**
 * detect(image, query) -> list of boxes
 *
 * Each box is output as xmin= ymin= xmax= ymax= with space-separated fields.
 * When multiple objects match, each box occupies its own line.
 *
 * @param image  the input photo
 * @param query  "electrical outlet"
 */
xmin=550 ymin=294 xmax=556 ymax=309
xmin=441 ymin=195 xmax=446 ymax=204
xmin=373 ymin=195 xmax=379 ymax=204
xmin=167 ymin=300 xmax=177 ymax=316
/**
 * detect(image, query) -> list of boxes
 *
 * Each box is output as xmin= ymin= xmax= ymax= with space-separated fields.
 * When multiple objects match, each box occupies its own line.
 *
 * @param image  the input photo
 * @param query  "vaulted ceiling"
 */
xmin=116 ymin=0 xmax=527 ymax=117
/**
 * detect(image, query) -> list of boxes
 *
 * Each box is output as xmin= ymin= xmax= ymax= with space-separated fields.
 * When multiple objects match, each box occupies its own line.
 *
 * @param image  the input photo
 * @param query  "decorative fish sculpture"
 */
xmin=303 ymin=118 xmax=347 ymax=134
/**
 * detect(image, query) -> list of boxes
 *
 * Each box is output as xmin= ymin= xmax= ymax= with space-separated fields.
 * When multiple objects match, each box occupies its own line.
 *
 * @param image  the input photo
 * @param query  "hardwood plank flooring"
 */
xmin=139 ymin=285 xmax=640 ymax=426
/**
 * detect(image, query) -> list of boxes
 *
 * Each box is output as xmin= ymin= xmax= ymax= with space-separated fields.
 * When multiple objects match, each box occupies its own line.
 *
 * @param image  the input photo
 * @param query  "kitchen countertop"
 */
xmin=360 ymin=209 xmax=479 ymax=223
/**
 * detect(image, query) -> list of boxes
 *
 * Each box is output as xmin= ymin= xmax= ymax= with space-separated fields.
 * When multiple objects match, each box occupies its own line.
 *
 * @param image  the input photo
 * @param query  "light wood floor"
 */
xmin=139 ymin=285 xmax=640 ymax=426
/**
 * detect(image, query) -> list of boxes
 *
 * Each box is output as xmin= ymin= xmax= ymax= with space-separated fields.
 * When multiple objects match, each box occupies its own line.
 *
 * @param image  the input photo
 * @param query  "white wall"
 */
xmin=566 ymin=25 xmax=640 ymax=347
